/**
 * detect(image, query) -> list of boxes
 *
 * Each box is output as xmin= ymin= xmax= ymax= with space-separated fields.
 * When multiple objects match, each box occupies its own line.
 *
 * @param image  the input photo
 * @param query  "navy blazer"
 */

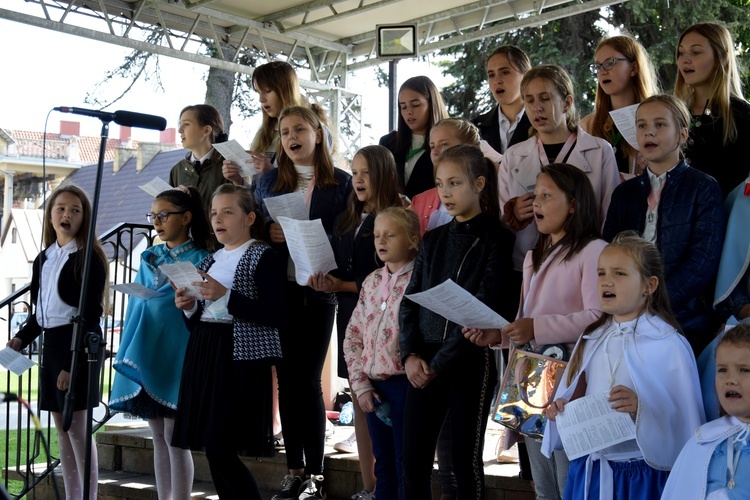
xmin=472 ymin=105 xmax=531 ymax=154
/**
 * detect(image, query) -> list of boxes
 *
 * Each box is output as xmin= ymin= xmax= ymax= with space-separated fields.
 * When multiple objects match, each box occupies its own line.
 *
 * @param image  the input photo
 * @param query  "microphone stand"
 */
xmin=61 ymin=118 xmax=110 ymax=500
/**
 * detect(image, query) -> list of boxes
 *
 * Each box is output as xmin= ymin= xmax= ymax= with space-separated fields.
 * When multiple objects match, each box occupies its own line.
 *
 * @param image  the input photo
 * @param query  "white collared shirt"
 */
xmin=190 ymin=148 xmax=215 ymax=165
xmin=37 ymin=240 xmax=79 ymax=329
xmin=497 ymin=108 xmax=526 ymax=153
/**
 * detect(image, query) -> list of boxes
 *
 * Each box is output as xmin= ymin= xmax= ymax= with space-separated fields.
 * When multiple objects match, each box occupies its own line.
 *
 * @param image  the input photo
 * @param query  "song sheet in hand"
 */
xmin=264 ymin=192 xmax=309 ymax=223
xmin=277 ymin=216 xmax=337 ymax=286
xmin=159 ymin=261 xmax=204 ymax=298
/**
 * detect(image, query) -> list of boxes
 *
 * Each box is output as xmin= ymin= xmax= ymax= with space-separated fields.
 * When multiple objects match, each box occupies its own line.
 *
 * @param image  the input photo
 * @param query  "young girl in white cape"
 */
xmin=662 ymin=323 xmax=750 ymax=499
xmin=543 ymin=232 xmax=705 ymax=499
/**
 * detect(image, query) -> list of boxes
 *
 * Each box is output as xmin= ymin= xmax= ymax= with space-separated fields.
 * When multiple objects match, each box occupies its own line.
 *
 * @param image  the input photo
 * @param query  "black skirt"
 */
xmin=171 ymin=321 xmax=274 ymax=457
xmin=40 ymin=325 xmax=103 ymax=412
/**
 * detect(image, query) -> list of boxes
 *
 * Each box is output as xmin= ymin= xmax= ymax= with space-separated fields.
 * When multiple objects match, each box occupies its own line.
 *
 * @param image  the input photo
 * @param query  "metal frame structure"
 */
xmin=0 ymin=0 xmax=625 ymax=156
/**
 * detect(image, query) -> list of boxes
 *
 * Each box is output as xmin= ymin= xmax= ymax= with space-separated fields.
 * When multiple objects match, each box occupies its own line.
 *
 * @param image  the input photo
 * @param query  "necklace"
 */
xmin=690 ymin=99 xmax=711 ymax=129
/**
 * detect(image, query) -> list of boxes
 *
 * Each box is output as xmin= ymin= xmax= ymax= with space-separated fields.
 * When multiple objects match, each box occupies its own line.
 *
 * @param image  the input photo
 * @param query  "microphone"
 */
xmin=54 ymin=106 xmax=167 ymax=131
xmin=0 ymin=393 xmax=18 ymax=403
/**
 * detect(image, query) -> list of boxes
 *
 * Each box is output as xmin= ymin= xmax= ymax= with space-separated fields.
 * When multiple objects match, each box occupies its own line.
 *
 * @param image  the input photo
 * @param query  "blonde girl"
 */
xmin=675 ymin=22 xmax=750 ymax=197
xmin=8 ymin=184 xmax=107 ymax=499
xmin=344 ymin=207 xmax=421 ymax=500
xmin=580 ymin=35 xmax=659 ymax=177
xmin=543 ymin=233 xmax=705 ymax=500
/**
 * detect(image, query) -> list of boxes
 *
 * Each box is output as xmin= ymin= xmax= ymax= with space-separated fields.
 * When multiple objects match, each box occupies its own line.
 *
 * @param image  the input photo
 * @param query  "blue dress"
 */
xmin=110 ymin=240 xmax=208 ymax=417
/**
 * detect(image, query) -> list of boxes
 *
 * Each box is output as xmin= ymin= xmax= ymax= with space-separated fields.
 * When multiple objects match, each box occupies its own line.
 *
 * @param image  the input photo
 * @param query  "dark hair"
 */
xmin=531 ymin=163 xmax=600 ymax=271
xmin=435 ymin=144 xmax=500 ymax=220
xmin=179 ymin=104 xmax=228 ymax=144
xmin=394 ymin=76 xmax=449 ymax=161
xmin=566 ymin=231 xmax=681 ymax=384
xmin=211 ymin=184 xmax=268 ymax=243
xmin=336 ymin=145 xmax=403 ymax=237
xmin=43 ymin=183 xmax=108 ymax=294
xmin=155 ymin=187 xmax=212 ymax=251
xmin=521 ymin=65 xmax=578 ymax=134
xmin=487 ymin=45 xmax=532 ymax=73
xmin=274 ymin=106 xmax=338 ymax=192
xmin=375 ymin=207 xmax=421 ymax=261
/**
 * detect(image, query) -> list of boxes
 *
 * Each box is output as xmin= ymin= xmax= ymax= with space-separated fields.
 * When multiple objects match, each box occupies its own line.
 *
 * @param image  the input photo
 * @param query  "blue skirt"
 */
xmin=564 ymin=456 xmax=668 ymax=499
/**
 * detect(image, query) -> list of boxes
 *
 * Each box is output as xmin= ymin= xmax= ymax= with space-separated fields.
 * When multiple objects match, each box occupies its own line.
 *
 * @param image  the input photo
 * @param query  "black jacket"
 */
xmin=602 ymin=161 xmax=726 ymax=351
xmin=330 ymin=213 xmax=382 ymax=308
xmin=472 ymin=106 xmax=531 ymax=154
xmin=16 ymin=248 xmax=106 ymax=367
xmin=379 ymin=131 xmax=434 ymax=199
xmin=399 ymin=212 xmax=516 ymax=374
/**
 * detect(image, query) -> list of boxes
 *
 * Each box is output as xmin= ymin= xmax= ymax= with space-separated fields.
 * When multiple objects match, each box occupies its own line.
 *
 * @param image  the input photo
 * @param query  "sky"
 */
xmin=0 ymin=0 xmax=453 ymax=150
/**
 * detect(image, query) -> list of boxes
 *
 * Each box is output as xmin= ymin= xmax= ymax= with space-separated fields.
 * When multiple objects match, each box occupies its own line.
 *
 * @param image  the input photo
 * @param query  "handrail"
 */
xmin=2 ymin=222 xmax=155 ymax=498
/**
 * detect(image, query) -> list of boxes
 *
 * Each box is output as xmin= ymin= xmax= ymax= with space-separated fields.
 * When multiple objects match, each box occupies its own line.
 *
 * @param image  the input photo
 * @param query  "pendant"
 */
xmin=612 ymin=146 xmax=617 ymax=154
xmin=695 ymin=120 xmax=702 ymax=128
xmin=381 ymin=301 xmax=387 ymax=311
xmin=728 ymin=479 xmax=735 ymax=489
xmin=705 ymin=108 xmax=711 ymax=116
xmin=647 ymin=212 xmax=654 ymax=223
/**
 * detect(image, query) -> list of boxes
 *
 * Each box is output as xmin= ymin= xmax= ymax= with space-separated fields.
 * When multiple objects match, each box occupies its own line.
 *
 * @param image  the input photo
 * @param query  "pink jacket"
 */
xmin=508 ymin=239 xmax=606 ymax=353
xmin=344 ymin=264 xmax=414 ymax=397
xmin=410 ymin=188 xmax=440 ymax=236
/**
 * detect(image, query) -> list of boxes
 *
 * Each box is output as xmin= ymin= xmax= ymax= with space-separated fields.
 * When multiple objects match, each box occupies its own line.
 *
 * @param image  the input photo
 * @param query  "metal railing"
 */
xmin=1 ymin=222 xmax=155 ymax=498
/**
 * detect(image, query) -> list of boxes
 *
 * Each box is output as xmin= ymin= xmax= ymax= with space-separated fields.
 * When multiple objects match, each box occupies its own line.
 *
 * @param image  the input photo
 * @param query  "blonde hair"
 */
xmin=637 ymin=94 xmax=691 ymax=155
xmin=275 ymin=106 xmax=338 ymax=192
xmin=431 ymin=118 xmax=481 ymax=146
xmin=590 ymin=36 xmax=659 ymax=159
xmin=674 ymin=22 xmax=744 ymax=145
xmin=375 ymin=207 xmax=421 ymax=260
xmin=521 ymin=65 xmax=578 ymax=134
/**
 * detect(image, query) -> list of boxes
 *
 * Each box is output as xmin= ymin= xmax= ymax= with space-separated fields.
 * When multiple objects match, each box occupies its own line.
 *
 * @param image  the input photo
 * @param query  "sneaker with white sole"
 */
xmin=351 ymin=489 xmax=375 ymax=499
xmin=298 ymin=475 xmax=325 ymax=499
xmin=271 ymin=474 xmax=302 ymax=500
xmin=333 ymin=431 xmax=357 ymax=453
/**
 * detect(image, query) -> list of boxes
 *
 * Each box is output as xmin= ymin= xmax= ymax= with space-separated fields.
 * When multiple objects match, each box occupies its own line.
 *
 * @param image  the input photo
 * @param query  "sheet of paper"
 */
xmin=110 ymin=282 xmax=164 ymax=300
xmin=555 ymin=390 xmax=637 ymax=460
xmin=212 ymin=139 xmax=255 ymax=177
xmin=609 ymin=104 xmax=640 ymax=151
xmin=0 ymin=347 xmax=37 ymax=375
xmin=405 ymin=279 xmax=510 ymax=329
xmin=138 ymin=177 xmax=174 ymax=198
xmin=159 ymin=261 xmax=203 ymax=298
xmin=264 ymin=192 xmax=309 ymax=223
xmin=278 ymin=216 xmax=337 ymax=286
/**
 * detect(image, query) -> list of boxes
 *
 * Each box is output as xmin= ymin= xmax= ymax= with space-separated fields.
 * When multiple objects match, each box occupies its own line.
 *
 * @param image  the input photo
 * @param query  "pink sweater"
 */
xmin=344 ymin=264 xmax=413 ymax=397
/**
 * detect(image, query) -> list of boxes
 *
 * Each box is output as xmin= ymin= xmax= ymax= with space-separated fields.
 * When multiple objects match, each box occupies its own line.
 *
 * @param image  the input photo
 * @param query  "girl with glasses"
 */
xmin=580 ymin=36 xmax=659 ymax=179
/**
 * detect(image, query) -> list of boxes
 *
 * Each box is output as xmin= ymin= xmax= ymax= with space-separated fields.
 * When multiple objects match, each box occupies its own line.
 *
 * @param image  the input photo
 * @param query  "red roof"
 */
xmin=7 ymin=129 xmax=138 ymax=164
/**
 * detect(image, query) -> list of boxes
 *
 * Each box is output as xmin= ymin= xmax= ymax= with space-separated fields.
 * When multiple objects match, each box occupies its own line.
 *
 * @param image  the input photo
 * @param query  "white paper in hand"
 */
xmin=405 ymin=279 xmax=510 ymax=329
xmin=110 ymin=283 xmax=164 ymax=300
xmin=0 ymin=347 xmax=37 ymax=375
xmin=555 ymin=390 xmax=637 ymax=460
xmin=139 ymin=177 xmax=174 ymax=198
xmin=277 ymin=216 xmax=337 ymax=286
xmin=212 ymin=140 xmax=255 ymax=177
xmin=159 ymin=261 xmax=204 ymax=298
xmin=264 ymin=192 xmax=309 ymax=223
xmin=609 ymin=104 xmax=640 ymax=151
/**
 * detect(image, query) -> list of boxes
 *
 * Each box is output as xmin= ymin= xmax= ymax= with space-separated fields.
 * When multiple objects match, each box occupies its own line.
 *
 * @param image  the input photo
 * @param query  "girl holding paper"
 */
xmin=543 ymin=232 xmax=705 ymax=500
xmin=308 ymin=144 xmax=403 ymax=499
xmin=579 ymin=35 xmax=659 ymax=178
xmin=110 ymin=187 xmax=211 ymax=500
xmin=254 ymin=105 xmax=351 ymax=500
xmin=464 ymin=162 xmax=606 ymax=499
xmin=399 ymin=144 xmax=515 ymax=499
xmin=171 ymin=184 xmax=286 ymax=499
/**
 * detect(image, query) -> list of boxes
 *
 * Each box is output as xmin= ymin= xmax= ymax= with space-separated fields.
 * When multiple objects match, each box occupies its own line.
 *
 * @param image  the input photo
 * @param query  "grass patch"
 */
xmin=1 ymin=426 xmax=60 ymax=496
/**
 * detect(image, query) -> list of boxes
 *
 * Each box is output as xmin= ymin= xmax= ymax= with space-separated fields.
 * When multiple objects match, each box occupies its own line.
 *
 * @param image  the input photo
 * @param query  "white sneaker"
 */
xmin=325 ymin=419 xmax=335 ymax=438
xmin=333 ymin=431 xmax=357 ymax=453
xmin=351 ymin=489 xmax=375 ymax=499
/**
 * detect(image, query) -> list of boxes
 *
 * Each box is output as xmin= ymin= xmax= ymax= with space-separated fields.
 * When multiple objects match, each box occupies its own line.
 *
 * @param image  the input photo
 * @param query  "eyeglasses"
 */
xmin=590 ymin=57 xmax=633 ymax=75
xmin=146 ymin=211 xmax=186 ymax=223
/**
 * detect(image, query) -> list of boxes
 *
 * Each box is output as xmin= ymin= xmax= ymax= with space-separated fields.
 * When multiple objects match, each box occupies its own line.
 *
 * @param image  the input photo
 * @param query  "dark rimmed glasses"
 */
xmin=590 ymin=57 xmax=633 ymax=75
xmin=146 ymin=210 xmax=187 ymax=223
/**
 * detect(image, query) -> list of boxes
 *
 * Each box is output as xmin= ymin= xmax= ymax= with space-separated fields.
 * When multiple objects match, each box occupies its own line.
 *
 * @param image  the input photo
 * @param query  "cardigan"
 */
xmin=190 ymin=242 xmax=286 ymax=361
xmin=344 ymin=264 xmax=414 ymax=397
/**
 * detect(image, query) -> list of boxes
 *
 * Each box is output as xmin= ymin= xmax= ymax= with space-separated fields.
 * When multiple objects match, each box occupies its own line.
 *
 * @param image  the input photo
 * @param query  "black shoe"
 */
xmin=272 ymin=475 xmax=303 ymax=500
xmin=298 ymin=475 xmax=325 ymax=499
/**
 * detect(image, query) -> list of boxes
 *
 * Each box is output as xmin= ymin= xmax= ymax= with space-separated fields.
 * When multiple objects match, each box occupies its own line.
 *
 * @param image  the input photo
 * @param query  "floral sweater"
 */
xmin=343 ymin=262 xmax=414 ymax=397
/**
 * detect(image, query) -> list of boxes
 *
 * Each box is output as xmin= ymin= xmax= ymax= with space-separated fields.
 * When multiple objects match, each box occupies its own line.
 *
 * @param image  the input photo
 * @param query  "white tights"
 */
xmin=51 ymin=410 xmax=98 ymax=500
xmin=149 ymin=417 xmax=194 ymax=500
